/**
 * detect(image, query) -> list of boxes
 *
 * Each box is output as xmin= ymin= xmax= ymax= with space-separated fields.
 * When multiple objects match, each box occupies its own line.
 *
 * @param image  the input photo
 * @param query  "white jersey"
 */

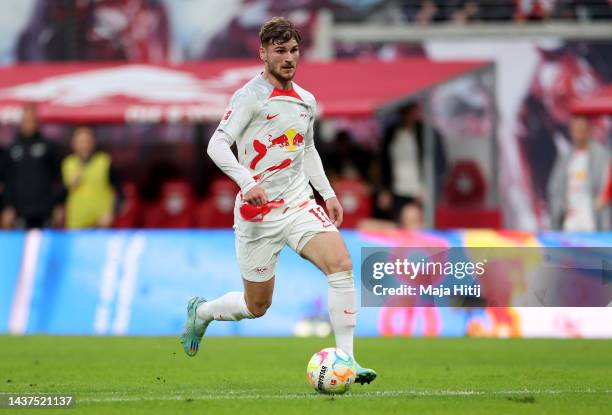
xmin=214 ymin=74 xmax=334 ymax=222
xmin=563 ymin=150 xmax=595 ymax=232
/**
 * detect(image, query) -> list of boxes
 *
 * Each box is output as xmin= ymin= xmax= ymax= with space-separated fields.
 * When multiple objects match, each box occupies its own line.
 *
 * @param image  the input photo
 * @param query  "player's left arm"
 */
xmin=303 ymin=102 xmax=343 ymax=227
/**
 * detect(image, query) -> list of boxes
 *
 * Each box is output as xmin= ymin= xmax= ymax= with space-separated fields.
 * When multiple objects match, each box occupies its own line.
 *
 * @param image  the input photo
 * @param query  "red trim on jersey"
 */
xmin=269 ymin=87 xmax=303 ymax=101
xmin=250 ymin=139 xmax=268 ymax=170
xmin=253 ymin=158 xmax=292 ymax=182
xmin=268 ymin=158 xmax=292 ymax=172
xmin=240 ymin=199 xmax=285 ymax=222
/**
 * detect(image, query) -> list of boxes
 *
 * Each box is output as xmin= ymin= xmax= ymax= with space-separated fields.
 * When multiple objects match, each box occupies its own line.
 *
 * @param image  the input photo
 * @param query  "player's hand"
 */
xmin=244 ymin=185 xmax=269 ymax=206
xmin=326 ymin=197 xmax=343 ymax=228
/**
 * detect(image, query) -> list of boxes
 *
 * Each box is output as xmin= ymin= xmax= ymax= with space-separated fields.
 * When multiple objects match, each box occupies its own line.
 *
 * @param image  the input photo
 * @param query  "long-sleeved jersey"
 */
xmin=207 ymin=74 xmax=335 ymax=222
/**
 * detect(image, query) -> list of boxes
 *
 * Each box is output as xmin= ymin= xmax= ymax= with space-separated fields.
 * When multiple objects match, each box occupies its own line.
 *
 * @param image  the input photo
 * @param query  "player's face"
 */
xmin=260 ymin=38 xmax=300 ymax=83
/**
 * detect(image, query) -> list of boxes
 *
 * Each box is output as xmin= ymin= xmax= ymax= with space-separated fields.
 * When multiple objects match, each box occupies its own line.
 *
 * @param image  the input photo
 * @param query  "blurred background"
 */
xmin=0 ymin=0 xmax=611 ymax=339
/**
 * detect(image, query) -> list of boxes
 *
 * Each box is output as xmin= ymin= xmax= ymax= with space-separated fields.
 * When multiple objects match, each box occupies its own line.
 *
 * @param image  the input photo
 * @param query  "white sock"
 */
xmin=327 ymin=270 xmax=356 ymax=359
xmin=196 ymin=292 xmax=254 ymax=322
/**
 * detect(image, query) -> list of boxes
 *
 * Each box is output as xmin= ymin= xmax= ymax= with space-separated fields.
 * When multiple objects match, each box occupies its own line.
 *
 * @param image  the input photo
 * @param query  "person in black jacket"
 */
xmin=324 ymin=130 xmax=373 ymax=182
xmin=1 ymin=104 xmax=65 ymax=229
xmin=0 ymin=147 xmax=5 ymax=213
xmin=377 ymin=103 xmax=447 ymax=221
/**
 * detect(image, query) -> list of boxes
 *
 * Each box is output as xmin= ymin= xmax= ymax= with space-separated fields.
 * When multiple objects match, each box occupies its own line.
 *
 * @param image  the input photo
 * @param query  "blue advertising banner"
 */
xmin=1 ymin=229 xmax=612 ymax=338
xmin=0 ymin=232 xmax=25 ymax=333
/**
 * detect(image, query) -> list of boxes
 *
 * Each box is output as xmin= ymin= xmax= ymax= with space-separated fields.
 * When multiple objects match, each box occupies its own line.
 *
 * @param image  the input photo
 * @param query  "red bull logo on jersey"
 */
xmin=267 ymin=128 xmax=304 ymax=152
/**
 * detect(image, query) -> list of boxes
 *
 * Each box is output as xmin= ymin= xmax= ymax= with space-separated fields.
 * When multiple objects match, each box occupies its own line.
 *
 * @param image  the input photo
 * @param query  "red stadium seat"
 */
xmin=332 ymin=178 xmax=372 ymax=228
xmin=142 ymin=180 xmax=196 ymax=228
xmin=435 ymin=208 xmax=502 ymax=229
xmin=436 ymin=160 xmax=502 ymax=229
xmin=442 ymin=160 xmax=486 ymax=207
xmin=194 ymin=178 xmax=238 ymax=228
xmin=113 ymin=181 xmax=142 ymax=228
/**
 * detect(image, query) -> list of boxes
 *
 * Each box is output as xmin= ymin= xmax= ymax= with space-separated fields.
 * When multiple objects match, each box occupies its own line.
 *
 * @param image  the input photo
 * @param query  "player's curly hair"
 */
xmin=259 ymin=17 xmax=301 ymax=47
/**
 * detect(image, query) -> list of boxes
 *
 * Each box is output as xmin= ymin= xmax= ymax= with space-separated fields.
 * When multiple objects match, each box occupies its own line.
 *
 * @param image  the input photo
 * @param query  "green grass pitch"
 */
xmin=0 ymin=336 xmax=611 ymax=414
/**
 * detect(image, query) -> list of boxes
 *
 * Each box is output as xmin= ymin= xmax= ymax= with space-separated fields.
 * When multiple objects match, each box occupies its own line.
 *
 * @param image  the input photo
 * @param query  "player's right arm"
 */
xmin=207 ymin=90 xmax=268 ymax=206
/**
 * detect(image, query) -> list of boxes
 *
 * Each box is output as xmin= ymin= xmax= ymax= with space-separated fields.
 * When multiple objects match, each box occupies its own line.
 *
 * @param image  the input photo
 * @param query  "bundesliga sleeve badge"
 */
xmin=222 ymin=109 xmax=233 ymax=123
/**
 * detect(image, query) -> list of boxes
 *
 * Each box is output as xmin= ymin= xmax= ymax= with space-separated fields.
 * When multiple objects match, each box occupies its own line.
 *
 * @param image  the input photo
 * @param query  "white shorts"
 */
xmin=234 ymin=200 xmax=337 ymax=282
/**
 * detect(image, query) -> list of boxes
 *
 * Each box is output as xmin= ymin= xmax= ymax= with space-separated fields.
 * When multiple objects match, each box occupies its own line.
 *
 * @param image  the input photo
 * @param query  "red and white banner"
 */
xmin=0 ymin=60 xmax=489 ymax=123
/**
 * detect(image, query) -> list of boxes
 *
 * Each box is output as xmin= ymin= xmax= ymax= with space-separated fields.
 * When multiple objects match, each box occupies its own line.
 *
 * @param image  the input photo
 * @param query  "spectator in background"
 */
xmin=557 ymin=0 xmax=612 ymax=21
xmin=62 ymin=126 xmax=122 ymax=229
xmin=1 ymin=104 xmax=64 ymax=229
xmin=398 ymin=201 xmax=424 ymax=230
xmin=0 ymin=147 xmax=5 ymax=212
xmin=514 ymin=0 xmax=556 ymax=21
xmin=548 ymin=115 xmax=610 ymax=231
xmin=358 ymin=201 xmax=424 ymax=231
xmin=325 ymin=130 xmax=373 ymax=182
xmin=401 ymin=0 xmax=445 ymax=24
xmin=377 ymin=103 xmax=447 ymax=222
xmin=401 ymin=0 xmax=480 ymax=24
xmin=478 ymin=0 xmax=516 ymax=20
xmin=449 ymin=0 xmax=480 ymax=23
xmin=17 ymin=0 xmax=170 ymax=62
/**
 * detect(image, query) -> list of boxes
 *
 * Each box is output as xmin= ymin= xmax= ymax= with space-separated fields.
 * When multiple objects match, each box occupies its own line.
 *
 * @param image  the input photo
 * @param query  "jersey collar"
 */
xmin=268 ymin=87 xmax=303 ymax=101
xmin=259 ymin=72 xmax=303 ymax=101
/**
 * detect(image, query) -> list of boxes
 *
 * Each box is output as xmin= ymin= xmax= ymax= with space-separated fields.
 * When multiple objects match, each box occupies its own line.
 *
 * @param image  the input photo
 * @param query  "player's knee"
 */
xmin=251 ymin=304 xmax=270 ymax=318
xmin=327 ymin=255 xmax=352 ymax=275
xmin=247 ymin=299 xmax=272 ymax=318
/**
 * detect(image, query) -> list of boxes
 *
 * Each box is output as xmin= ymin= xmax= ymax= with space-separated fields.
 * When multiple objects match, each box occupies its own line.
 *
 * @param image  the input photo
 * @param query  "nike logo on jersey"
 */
xmin=343 ymin=309 xmax=356 ymax=315
xmin=266 ymin=114 xmax=279 ymax=120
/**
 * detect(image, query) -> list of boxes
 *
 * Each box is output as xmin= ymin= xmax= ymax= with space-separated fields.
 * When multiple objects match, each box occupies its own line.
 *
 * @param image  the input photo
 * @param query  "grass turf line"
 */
xmin=0 ymin=336 xmax=610 ymax=414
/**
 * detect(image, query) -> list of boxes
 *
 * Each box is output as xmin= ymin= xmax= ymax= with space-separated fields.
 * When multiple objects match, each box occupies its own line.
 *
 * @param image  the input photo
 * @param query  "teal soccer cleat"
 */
xmin=355 ymin=363 xmax=377 ymax=385
xmin=180 ymin=296 xmax=209 ymax=357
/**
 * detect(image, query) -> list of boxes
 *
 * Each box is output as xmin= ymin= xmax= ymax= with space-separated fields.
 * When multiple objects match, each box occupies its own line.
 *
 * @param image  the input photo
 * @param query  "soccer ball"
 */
xmin=306 ymin=347 xmax=356 ymax=394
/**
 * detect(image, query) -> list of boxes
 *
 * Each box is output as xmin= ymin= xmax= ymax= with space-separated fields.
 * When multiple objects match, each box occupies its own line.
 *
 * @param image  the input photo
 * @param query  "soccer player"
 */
xmin=180 ymin=16 xmax=376 ymax=385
